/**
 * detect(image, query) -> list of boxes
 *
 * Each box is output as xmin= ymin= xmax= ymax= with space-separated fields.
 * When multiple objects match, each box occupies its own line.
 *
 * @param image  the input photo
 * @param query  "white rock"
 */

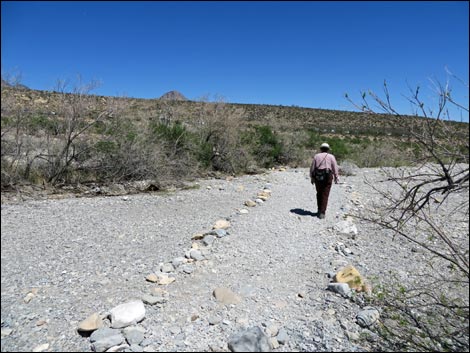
xmin=110 ymin=300 xmax=145 ymax=328
xmin=334 ymin=220 xmax=358 ymax=238
xmin=32 ymin=344 xmax=49 ymax=352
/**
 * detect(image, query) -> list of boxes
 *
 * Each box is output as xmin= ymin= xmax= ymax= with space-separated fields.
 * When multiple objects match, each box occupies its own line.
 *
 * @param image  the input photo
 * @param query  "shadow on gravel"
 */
xmin=290 ymin=208 xmax=318 ymax=217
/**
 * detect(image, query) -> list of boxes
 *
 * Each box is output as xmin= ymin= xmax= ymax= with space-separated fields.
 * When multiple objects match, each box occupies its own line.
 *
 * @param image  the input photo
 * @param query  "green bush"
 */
xmin=27 ymin=115 xmax=58 ymax=134
xmin=305 ymin=129 xmax=323 ymax=149
xmin=1 ymin=116 xmax=13 ymax=128
xmin=95 ymin=140 xmax=117 ymax=154
xmin=151 ymin=121 xmax=186 ymax=143
xmin=303 ymin=130 xmax=349 ymax=161
xmin=328 ymin=138 xmax=349 ymax=162
xmin=93 ymin=120 xmax=108 ymax=135
xmin=245 ymin=125 xmax=284 ymax=168
xmin=195 ymin=140 xmax=213 ymax=168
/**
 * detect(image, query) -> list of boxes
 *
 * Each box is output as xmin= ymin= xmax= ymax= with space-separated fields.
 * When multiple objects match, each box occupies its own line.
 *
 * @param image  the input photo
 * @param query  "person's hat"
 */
xmin=321 ymin=143 xmax=330 ymax=149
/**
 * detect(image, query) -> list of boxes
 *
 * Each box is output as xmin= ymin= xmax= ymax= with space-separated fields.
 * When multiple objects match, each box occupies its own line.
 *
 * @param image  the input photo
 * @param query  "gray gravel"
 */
xmin=1 ymin=167 xmax=466 ymax=352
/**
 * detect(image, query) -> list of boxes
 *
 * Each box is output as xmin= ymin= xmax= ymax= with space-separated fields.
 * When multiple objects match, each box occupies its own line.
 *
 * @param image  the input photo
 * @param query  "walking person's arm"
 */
xmin=331 ymin=155 xmax=339 ymax=184
xmin=310 ymin=156 xmax=317 ymax=184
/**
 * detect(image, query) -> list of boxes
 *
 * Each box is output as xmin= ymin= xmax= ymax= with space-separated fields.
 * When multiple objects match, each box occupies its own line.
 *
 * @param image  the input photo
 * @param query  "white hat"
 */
xmin=321 ymin=143 xmax=330 ymax=149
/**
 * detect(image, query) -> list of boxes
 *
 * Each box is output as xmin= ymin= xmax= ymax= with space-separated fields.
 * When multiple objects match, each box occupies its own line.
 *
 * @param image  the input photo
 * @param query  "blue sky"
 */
xmin=2 ymin=1 xmax=469 ymax=121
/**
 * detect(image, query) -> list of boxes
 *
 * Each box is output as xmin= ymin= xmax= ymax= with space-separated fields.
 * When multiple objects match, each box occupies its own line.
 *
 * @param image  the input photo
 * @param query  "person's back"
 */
xmin=310 ymin=143 xmax=339 ymax=219
xmin=311 ymin=152 xmax=339 ymax=176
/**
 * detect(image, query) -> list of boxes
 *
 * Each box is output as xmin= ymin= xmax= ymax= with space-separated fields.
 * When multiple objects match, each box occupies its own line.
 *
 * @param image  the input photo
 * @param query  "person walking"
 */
xmin=310 ymin=143 xmax=339 ymax=219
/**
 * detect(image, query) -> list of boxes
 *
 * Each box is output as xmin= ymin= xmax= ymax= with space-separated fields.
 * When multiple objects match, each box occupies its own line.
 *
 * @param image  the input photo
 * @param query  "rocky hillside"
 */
xmin=159 ymin=90 xmax=188 ymax=101
xmin=4 ymin=84 xmax=466 ymax=140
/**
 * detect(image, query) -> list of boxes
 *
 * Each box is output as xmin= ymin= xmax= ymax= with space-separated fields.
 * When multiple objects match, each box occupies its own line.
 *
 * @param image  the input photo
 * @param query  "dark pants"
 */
xmin=314 ymin=174 xmax=333 ymax=214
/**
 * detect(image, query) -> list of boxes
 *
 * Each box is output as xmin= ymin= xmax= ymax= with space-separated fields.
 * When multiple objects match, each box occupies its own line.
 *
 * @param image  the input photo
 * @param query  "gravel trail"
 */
xmin=0 ymin=167 xmax=446 ymax=352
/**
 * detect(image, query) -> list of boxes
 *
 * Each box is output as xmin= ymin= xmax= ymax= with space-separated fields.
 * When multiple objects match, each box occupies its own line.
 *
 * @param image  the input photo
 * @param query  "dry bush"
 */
xmin=349 ymin=143 xmax=411 ymax=168
xmin=1 ymin=77 xmax=125 ymax=187
xmin=348 ymin=74 xmax=469 ymax=351
xmin=361 ymin=164 xmax=468 ymax=352
xmin=1 ymin=80 xmax=40 ymax=187
xmin=190 ymin=96 xmax=247 ymax=174
xmin=40 ymin=78 xmax=116 ymax=184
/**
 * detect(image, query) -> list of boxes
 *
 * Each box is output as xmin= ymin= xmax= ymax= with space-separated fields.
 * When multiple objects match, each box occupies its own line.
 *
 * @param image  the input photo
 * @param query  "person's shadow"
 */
xmin=290 ymin=208 xmax=318 ymax=217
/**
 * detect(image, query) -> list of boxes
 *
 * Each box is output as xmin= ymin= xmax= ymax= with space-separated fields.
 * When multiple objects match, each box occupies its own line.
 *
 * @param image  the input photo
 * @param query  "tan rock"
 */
xmin=333 ymin=265 xmax=365 ymax=291
xmin=213 ymin=219 xmax=231 ymax=230
xmin=24 ymin=292 xmax=35 ymax=303
xmin=77 ymin=312 xmax=103 ymax=332
xmin=150 ymin=287 xmax=167 ymax=296
xmin=191 ymin=233 xmax=204 ymax=240
xmin=213 ymin=287 xmax=241 ymax=305
xmin=35 ymin=320 xmax=47 ymax=326
xmin=244 ymin=200 xmax=256 ymax=207
xmin=257 ymin=191 xmax=271 ymax=199
xmin=237 ymin=185 xmax=245 ymax=192
xmin=159 ymin=277 xmax=175 ymax=285
xmin=145 ymin=274 xmax=159 ymax=283
xmin=156 ymin=273 xmax=175 ymax=285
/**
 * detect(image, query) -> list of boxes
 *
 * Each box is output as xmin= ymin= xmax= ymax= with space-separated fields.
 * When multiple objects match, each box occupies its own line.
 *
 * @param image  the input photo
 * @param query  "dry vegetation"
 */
xmin=348 ymin=80 xmax=469 ymax=352
xmin=4 ymin=81 xmax=467 ymax=196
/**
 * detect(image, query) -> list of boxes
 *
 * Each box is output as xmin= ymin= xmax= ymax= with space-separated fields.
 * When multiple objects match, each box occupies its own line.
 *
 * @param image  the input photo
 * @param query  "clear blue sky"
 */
xmin=2 ymin=1 xmax=469 ymax=121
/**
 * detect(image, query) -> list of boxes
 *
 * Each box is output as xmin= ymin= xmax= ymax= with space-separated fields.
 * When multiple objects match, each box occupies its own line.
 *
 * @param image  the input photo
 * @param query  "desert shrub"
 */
xmin=188 ymin=100 xmax=245 ymax=174
xmin=348 ymin=142 xmax=409 ymax=167
xmin=275 ymin=131 xmax=311 ymax=167
xmin=304 ymin=129 xmax=323 ymax=149
xmin=347 ymin=76 xmax=469 ymax=352
xmin=347 ymin=136 xmax=365 ymax=145
xmin=151 ymin=121 xmax=187 ymax=145
xmin=92 ymin=120 xmax=108 ymax=135
xmin=195 ymin=139 xmax=213 ymax=169
xmin=94 ymin=140 xmax=118 ymax=154
xmin=244 ymin=125 xmax=284 ymax=168
xmin=26 ymin=115 xmax=59 ymax=135
xmin=328 ymin=137 xmax=349 ymax=161
xmin=339 ymin=160 xmax=358 ymax=176
xmin=303 ymin=130 xmax=350 ymax=161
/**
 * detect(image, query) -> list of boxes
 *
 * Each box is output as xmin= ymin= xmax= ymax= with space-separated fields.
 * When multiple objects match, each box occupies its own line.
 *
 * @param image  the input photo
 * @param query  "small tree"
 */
xmin=191 ymin=95 xmax=246 ymax=173
xmin=1 ymin=71 xmax=39 ymax=187
xmin=346 ymin=72 xmax=469 ymax=351
xmin=36 ymin=76 xmax=113 ymax=184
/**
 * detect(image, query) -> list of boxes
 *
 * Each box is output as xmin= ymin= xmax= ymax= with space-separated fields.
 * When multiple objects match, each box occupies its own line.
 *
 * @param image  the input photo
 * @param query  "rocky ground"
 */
xmin=1 ymin=166 xmax=465 ymax=352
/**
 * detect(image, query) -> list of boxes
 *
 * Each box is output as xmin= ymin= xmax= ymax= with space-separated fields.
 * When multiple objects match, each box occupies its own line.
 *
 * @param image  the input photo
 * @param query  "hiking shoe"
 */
xmin=319 ymin=213 xmax=326 ymax=219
